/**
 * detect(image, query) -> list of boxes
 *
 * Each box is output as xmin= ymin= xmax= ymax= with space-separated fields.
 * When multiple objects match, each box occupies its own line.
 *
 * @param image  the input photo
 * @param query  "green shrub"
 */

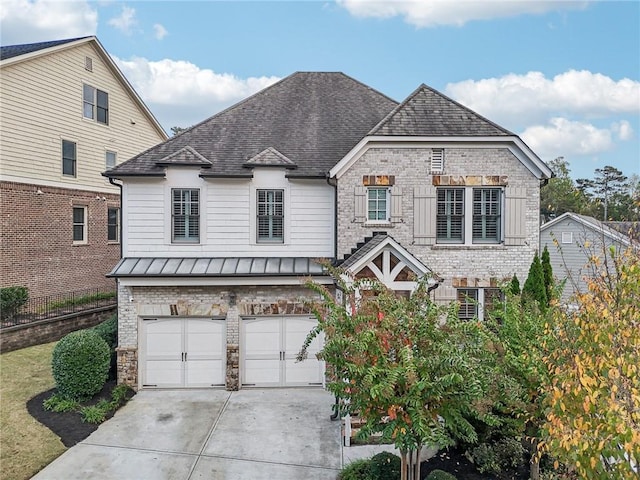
xmin=471 ymin=443 xmax=500 ymax=474
xmin=0 ymin=286 xmax=28 ymax=320
xmin=425 ymin=470 xmax=457 ymax=480
xmin=493 ymin=437 xmax=525 ymax=469
xmin=92 ymin=315 xmax=117 ymax=349
xmin=338 ymin=458 xmax=374 ymax=480
xmin=52 ymin=330 xmax=110 ymax=401
xmin=80 ymin=400 xmax=112 ymax=424
xmin=43 ymin=393 xmax=79 ymax=412
xmin=370 ymin=451 xmax=401 ymax=480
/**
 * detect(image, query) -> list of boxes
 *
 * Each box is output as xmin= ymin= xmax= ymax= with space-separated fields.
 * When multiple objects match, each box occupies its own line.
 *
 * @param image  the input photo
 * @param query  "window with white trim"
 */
xmin=62 ymin=139 xmax=76 ymax=177
xmin=105 ymin=151 xmax=116 ymax=169
xmin=257 ymin=189 xmax=284 ymax=243
xmin=72 ymin=206 xmax=87 ymax=244
xmin=561 ymin=232 xmax=573 ymax=244
xmin=437 ymin=188 xmax=464 ymax=243
xmin=457 ymin=288 xmax=503 ymax=320
xmin=83 ymin=84 xmax=109 ymax=125
xmin=437 ymin=187 xmax=503 ymax=244
xmin=367 ymin=187 xmax=389 ymax=222
xmin=472 ymin=188 xmax=502 ymax=243
xmin=107 ymin=207 xmax=120 ymax=242
xmin=172 ymin=189 xmax=199 ymax=243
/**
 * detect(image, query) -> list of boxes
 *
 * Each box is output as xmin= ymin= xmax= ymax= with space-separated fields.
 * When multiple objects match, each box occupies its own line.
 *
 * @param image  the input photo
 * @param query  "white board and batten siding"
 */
xmin=123 ymin=168 xmax=335 ymax=257
xmin=0 ymin=41 xmax=166 ymax=192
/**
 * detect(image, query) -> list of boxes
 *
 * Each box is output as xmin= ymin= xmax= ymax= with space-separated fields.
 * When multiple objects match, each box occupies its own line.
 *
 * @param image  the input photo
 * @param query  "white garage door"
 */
xmin=141 ymin=318 xmax=225 ymax=388
xmin=242 ymin=316 xmax=324 ymax=387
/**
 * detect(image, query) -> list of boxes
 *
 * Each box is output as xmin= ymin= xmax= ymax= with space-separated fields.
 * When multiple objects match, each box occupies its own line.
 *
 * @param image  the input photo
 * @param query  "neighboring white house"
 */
xmin=540 ymin=212 xmax=636 ymax=303
xmin=0 ymin=36 xmax=167 ymax=298
xmin=106 ymin=72 xmax=552 ymax=391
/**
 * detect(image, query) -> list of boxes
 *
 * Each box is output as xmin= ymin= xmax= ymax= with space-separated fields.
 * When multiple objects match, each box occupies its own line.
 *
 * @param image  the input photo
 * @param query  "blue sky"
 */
xmin=1 ymin=1 xmax=639 ymax=181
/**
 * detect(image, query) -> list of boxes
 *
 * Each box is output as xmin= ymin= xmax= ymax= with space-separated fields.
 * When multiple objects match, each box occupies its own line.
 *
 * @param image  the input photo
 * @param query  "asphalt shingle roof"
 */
xmin=369 ymin=84 xmax=514 ymax=137
xmin=0 ymin=37 xmax=90 ymax=60
xmin=106 ymin=72 xmax=398 ymax=178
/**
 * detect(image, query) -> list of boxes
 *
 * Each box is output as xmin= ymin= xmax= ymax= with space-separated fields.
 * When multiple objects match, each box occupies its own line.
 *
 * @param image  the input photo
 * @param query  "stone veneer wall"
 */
xmin=337 ymin=146 xmax=541 ymax=300
xmin=116 ymin=282 xmax=325 ymax=390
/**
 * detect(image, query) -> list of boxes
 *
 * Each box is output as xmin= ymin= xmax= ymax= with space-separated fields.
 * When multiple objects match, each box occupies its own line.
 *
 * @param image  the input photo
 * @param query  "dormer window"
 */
xmin=83 ymin=84 xmax=109 ymax=125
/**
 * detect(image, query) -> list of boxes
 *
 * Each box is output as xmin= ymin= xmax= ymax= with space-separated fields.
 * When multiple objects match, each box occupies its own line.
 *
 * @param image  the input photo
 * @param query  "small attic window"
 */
xmin=561 ymin=232 xmax=573 ymax=244
xmin=430 ymin=148 xmax=444 ymax=173
xmin=84 ymin=56 xmax=93 ymax=72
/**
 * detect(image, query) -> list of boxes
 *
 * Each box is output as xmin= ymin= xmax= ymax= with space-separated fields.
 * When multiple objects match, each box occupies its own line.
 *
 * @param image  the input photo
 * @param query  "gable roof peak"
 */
xmin=243 ymin=147 xmax=297 ymax=169
xmin=156 ymin=145 xmax=212 ymax=167
xmin=369 ymin=82 xmax=515 ymax=137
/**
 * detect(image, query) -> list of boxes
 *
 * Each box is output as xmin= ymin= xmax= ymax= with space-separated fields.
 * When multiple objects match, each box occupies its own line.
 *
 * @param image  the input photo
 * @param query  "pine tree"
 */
xmin=541 ymin=246 xmax=553 ymax=301
xmin=509 ymin=274 xmax=521 ymax=295
xmin=523 ymin=253 xmax=547 ymax=310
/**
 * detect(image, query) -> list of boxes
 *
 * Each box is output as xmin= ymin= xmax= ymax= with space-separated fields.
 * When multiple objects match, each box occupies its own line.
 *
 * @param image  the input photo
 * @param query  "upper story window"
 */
xmin=472 ymin=188 xmax=502 ymax=243
xmin=257 ymin=189 xmax=284 ymax=243
xmin=172 ymin=189 xmax=199 ymax=243
xmin=367 ymin=187 xmax=389 ymax=222
xmin=105 ymin=151 xmax=116 ymax=169
xmin=83 ymin=84 xmax=109 ymax=125
xmin=437 ymin=187 xmax=502 ymax=245
xmin=107 ymin=207 xmax=120 ymax=242
xmin=62 ymin=139 xmax=76 ymax=177
xmin=73 ymin=206 xmax=87 ymax=244
xmin=437 ymin=188 xmax=464 ymax=243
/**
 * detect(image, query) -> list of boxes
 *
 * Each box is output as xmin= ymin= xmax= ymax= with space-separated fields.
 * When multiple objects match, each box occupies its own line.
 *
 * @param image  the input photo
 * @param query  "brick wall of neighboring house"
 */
xmin=116 ymin=283 xmax=328 ymax=390
xmin=337 ymin=147 xmax=541 ymax=301
xmin=0 ymin=181 xmax=120 ymax=298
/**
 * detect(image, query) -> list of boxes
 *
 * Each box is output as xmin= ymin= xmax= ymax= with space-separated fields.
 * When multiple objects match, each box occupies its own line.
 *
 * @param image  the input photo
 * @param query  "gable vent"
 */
xmin=430 ymin=148 xmax=444 ymax=173
xmin=84 ymin=56 xmax=93 ymax=72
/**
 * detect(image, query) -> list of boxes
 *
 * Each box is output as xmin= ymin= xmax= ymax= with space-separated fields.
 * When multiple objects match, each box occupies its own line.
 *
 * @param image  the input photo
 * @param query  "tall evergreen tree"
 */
xmin=541 ymin=246 xmax=553 ymax=302
xmin=509 ymin=274 xmax=521 ymax=295
xmin=523 ymin=253 xmax=547 ymax=311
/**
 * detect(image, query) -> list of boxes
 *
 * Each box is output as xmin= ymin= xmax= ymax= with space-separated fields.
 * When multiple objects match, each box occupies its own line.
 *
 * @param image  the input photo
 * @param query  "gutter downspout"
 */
xmin=326 ymin=175 xmax=338 ymax=265
xmin=108 ymin=177 xmax=124 ymax=259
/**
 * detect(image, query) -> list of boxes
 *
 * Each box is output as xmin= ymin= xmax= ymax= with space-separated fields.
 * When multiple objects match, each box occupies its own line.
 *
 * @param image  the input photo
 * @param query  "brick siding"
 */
xmin=0 ymin=181 xmax=120 ymax=297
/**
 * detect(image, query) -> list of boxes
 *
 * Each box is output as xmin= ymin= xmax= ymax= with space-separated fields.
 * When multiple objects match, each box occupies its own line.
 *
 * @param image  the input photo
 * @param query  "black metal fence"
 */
xmin=1 ymin=287 xmax=117 ymax=328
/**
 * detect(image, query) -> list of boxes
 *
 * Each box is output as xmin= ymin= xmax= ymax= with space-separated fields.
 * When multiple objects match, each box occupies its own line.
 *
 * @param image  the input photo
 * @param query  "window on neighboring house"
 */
xmin=457 ymin=287 xmax=503 ymax=320
xmin=257 ymin=189 xmax=284 ymax=243
xmin=561 ymin=232 xmax=573 ymax=244
xmin=62 ymin=140 xmax=76 ymax=176
xmin=172 ymin=189 xmax=199 ymax=243
xmin=105 ymin=151 xmax=116 ymax=169
xmin=437 ymin=188 xmax=464 ymax=243
xmin=83 ymin=84 xmax=109 ymax=125
xmin=472 ymin=188 xmax=502 ymax=243
xmin=367 ymin=187 xmax=389 ymax=222
xmin=107 ymin=207 xmax=120 ymax=242
xmin=73 ymin=206 xmax=87 ymax=244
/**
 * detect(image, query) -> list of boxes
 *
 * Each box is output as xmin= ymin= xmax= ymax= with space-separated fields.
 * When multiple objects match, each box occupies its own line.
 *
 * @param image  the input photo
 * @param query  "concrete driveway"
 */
xmin=33 ymin=388 xmax=342 ymax=480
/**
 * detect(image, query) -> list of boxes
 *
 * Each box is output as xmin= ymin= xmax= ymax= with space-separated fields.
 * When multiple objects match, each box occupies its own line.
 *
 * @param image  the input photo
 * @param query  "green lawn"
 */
xmin=1 ymin=342 xmax=66 ymax=480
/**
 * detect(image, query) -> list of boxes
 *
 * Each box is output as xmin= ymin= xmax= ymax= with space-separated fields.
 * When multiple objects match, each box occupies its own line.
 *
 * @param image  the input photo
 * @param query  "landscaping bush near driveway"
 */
xmin=0 ymin=342 xmax=66 ymax=480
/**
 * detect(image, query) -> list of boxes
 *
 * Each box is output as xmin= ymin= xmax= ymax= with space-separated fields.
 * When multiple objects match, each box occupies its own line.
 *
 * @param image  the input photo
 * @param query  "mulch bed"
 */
xmin=26 ymin=380 xmax=134 ymax=447
xmin=420 ymin=447 xmax=529 ymax=480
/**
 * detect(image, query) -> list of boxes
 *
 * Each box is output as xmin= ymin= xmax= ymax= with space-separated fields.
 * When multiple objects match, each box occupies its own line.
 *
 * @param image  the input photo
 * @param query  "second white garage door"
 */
xmin=141 ymin=318 xmax=225 ymax=388
xmin=242 ymin=316 xmax=324 ymax=387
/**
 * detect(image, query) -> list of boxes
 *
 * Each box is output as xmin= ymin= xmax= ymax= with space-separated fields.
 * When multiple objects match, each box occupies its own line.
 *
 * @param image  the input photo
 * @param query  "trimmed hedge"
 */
xmin=52 ymin=330 xmax=110 ymax=400
xmin=426 ymin=470 xmax=457 ymax=480
xmin=92 ymin=315 xmax=117 ymax=349
xmin=370 ymin=452 xmax=401 ymax=480
xmin=0 ymin=286 xmax=28 ymax=320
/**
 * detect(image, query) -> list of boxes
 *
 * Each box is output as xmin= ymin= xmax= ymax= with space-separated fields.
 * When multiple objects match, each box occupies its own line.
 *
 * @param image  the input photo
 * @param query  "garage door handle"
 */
xmin=184 ymin=352 xmax=187 ymax=361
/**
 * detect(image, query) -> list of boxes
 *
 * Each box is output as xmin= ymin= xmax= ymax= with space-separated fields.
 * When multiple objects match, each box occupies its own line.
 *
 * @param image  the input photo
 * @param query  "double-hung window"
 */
xmin=367 ymin=187 xmax=389 ymax=222
xmin=105 ymin=151 xmax=116 ymax=169
xmin=73 ymin=206 xmax=87 ymax=244
xmin=437 ymin=188 xmax=464 ymax=243
xmin=257 ymin=189 xmax=284 ymax=243
xmin=172 ymin=189 xmax=199 ymax=243
xmin=107 ymin=207 xmax=120 ymax=242
xmin=83 ymin=84 xmax=109 ymax=125
xmin=473 ymin=188 xmax=501 ymax=243
xmin=457 ymin=288 xmax=503 ymax=320
xmin=62 ymin=140 xmax=76 ymax=177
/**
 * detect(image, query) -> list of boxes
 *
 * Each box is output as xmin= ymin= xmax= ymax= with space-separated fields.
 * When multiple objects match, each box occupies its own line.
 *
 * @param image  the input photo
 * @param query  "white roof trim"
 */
xmin=540 ymin=212 xmax=632 ymax=247
xmin=329 ymin=135 xmax=552 ymax=181
xmin=1 ymin=36 xmax=167 ymax=141
xmin=118 ymin=276 xmax=333 ymax=287
xmin=344 ymin=236 xmax=432 ymax=279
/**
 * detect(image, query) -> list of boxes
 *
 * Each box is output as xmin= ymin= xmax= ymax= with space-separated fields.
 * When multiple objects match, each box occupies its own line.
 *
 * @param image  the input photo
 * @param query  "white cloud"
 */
xmin=153 ymin=23 xmax=168 ymax=40
xmin=521 ymin=117 xmax=617 ymax=158
xmin=0 ymin=0 xmax=97 ymax=45
xmin=445 ymin=70 xmax=640 ymax=127
xmin=612 ymin=120 xmax=634 ymax=141
xmin=108 ymin=5 xmax=137 ymax=35
xmin=337 ymin=0 xmax=588 ymax=27
xmin=113 ymin=55 xmax=280 ymax=129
